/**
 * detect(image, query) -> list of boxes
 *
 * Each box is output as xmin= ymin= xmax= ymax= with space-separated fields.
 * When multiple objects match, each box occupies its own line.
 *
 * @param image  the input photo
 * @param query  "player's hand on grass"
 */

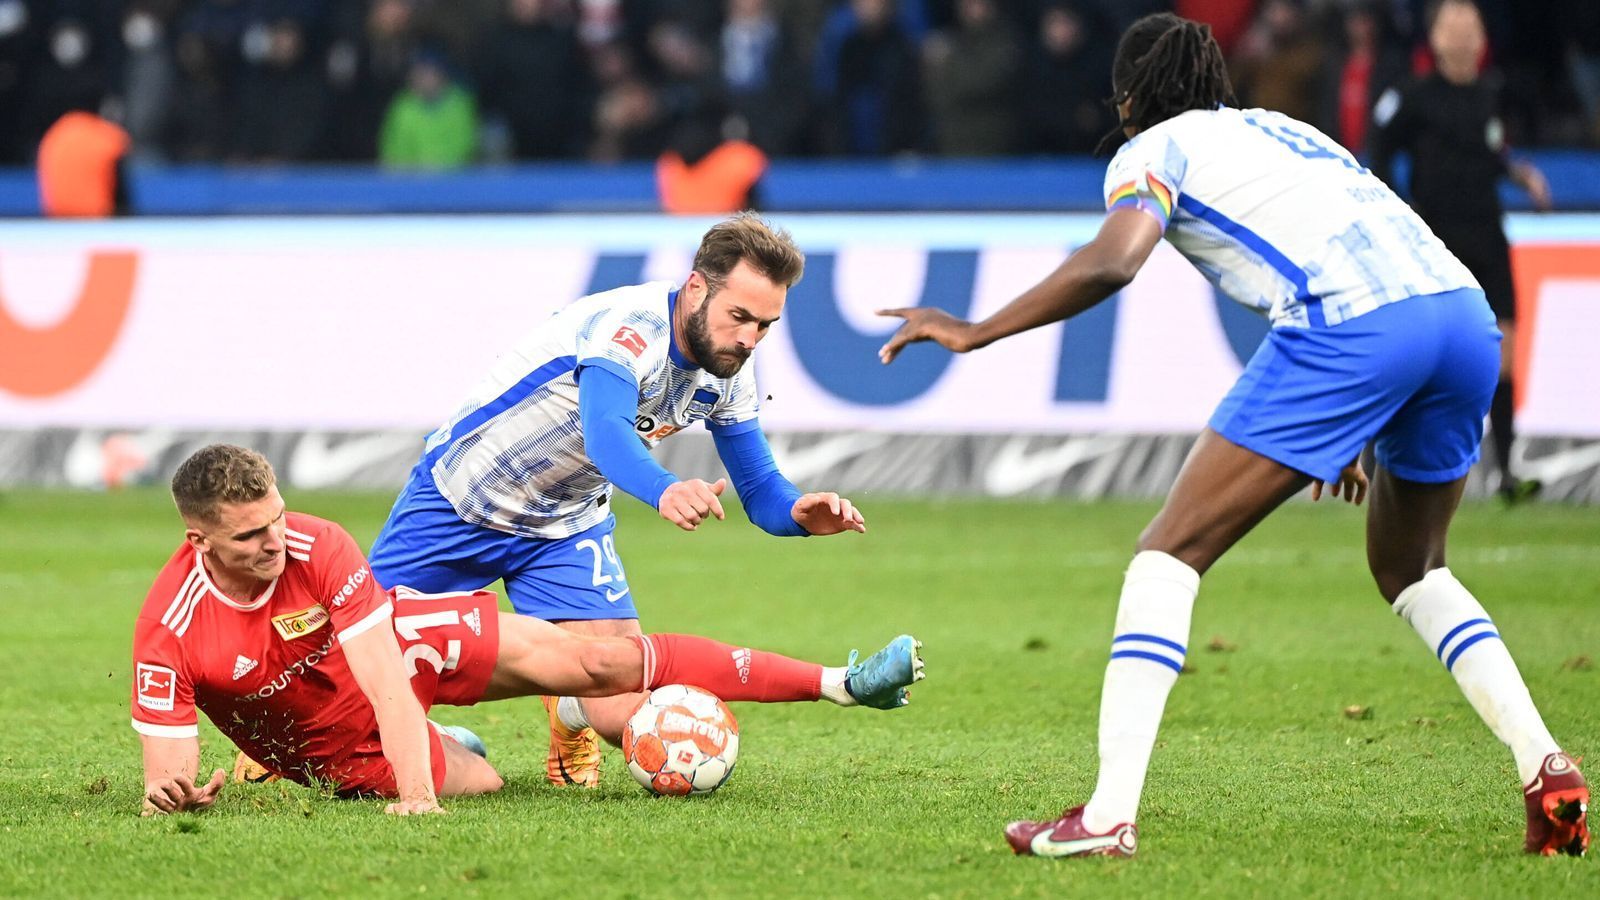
xmin=658 ymin=478 xmax=727 ymax=531
xmin=142 ymin=769 xmax=225 ymax=816
xmin=384 ymin=797 xmax=447 ymax=816
xmin=790 ymin=492 xmax=866 ymax=535
xmin=876 ymin=307 xmax=978 ymax=364
xmin=1311 ymin=461 xmax=1367 ymax=505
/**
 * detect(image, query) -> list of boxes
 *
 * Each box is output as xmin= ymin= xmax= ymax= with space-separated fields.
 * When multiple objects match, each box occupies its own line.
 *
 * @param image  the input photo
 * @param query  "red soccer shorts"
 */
xmin=333 ymin=589 xmax=500 ymax=797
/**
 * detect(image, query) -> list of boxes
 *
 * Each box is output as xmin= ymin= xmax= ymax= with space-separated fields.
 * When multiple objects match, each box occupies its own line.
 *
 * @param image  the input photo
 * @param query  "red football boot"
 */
xmin=1524 ymin=753 xmax=1588 ymax=856
xmin=1004 ymin=805 xmax=1138 ymax=858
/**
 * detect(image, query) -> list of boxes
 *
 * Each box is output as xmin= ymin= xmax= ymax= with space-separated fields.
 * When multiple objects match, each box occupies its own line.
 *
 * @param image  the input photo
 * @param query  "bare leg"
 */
xmin=1364 ymin=465 xmax=1465 ymax=602
xmin=1369 ymin=465 xmax=1573 ymax=853
xmin=1075 ymin=428 xmax=1309 ymax=834
xmin=437 ymin=732 xmax=504 ymax=796
xmin=1138 ymin=429 xmax=1311 ymax=570
xmin=486 ymin=617 xmax=852 ymax=745
xmin=1487 ymin=319 xmax=1519 ymax=494
xmin=553 ymin=618 xmax=644 ymax=745
xmin=480 ymin=614 xmax=641 ymax=702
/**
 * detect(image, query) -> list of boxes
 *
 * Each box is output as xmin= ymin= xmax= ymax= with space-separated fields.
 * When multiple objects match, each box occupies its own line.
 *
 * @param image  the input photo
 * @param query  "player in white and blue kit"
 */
xmin=370 ymin=214 xmax=923 ymax=788
xmin=879 ymin=13 xmax=1586 ymax=860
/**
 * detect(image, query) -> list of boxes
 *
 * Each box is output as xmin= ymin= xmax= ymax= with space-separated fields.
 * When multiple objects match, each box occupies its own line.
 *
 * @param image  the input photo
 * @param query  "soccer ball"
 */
xmin=621 ymin=684 xmax=740 ymax=796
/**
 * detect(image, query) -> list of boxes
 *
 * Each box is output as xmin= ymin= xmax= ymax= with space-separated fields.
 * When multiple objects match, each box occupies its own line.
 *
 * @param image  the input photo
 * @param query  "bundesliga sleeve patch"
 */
xmin=611 ymin=326 xmax=648 ymax=358
xmin=136 ymin=663 xmax=177 ymax=711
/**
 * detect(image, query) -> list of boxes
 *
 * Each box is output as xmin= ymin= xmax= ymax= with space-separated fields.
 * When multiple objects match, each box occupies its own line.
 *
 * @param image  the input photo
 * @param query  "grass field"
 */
xmin=0 ymin=488 xmax=1594 ymax=898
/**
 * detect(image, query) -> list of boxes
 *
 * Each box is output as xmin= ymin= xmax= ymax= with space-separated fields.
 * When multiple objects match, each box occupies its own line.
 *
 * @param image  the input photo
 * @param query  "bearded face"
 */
xmin=684 ymin=294 xmax=753 ymax=378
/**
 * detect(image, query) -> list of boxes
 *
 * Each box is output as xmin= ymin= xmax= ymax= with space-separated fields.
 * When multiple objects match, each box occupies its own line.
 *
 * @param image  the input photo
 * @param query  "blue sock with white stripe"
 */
xmin=1394 ymin=567 xmax=1560 ymax=785
xmin=1082 ymin=551 xmax=1198 ymax=833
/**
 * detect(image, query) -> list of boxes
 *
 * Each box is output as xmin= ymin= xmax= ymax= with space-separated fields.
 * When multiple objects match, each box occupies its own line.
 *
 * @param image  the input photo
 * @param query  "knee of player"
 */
xmin=1368 ymin=564 xmax=1419 ymax=605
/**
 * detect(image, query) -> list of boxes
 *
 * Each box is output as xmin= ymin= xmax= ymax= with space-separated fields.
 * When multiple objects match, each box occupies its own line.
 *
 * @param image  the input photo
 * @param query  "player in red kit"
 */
xmin=133 ymin=445 xmax=924 ymax=816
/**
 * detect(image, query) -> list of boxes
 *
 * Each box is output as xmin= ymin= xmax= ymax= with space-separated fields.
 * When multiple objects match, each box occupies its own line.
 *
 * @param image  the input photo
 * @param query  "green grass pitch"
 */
xmin=0 ymin=488 xmax=1594 ymax=897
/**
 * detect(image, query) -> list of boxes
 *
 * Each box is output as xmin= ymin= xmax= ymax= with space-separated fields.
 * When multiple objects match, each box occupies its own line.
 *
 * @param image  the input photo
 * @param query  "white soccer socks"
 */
xmin=819 ymin=667 xmax=856 ymax=706
xmin=1394 ymin=567 xmax=1561 ymax=785
xmin=556 ymin=695 xmax=591 ymax=731
xmin=1082 ymin=550 xmax=1199 ymax=833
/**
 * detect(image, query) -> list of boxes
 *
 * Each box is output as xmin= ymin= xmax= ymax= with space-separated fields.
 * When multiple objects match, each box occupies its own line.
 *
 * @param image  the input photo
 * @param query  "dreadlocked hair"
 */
xmin=1094 ymin=13 xmax=1237 ymax=156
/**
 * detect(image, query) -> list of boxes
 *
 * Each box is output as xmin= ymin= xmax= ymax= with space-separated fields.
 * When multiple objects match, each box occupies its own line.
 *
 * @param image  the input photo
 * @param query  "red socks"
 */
xmin=630 ymin=634 xmax=822 ymax=702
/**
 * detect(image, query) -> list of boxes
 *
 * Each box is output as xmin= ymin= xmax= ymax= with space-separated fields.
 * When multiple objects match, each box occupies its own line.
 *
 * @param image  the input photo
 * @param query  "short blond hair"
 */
xmin=171 ymin=444 xmax=276 ymax=524
xmin=693 ymin=212 xmax=805 ymax=295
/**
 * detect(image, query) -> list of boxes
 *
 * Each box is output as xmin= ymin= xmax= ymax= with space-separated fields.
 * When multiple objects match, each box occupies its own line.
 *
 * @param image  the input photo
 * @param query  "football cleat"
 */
xmin=1004 ymin=805 xmax=1138 ymax=859
xmin=1524 ymin=752 xmax=1589 ymax=856
xmin=541 ymin=696 xmax=601 ymax=788
xmin=231 ymin=751 xmax=279 ymax=784
xmin=431 ymin=722 xmax=488 ymax=759
xmin=1498 ymin=478 xmax=1543 ymax=507
xmin=843 ymin=635 xmax=925 ymax=710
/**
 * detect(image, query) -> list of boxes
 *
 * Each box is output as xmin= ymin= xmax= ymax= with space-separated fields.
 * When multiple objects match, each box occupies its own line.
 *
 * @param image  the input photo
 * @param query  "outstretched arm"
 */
xmin=877 ymin=208 xmax=1163 ymax=362
xmin=708 ymin=420 xmax=865 ymax=537
xmin=343 ymin=620 xmax=443 ymax=815
xmin=578 ymin=362 xmax=728 ymax=531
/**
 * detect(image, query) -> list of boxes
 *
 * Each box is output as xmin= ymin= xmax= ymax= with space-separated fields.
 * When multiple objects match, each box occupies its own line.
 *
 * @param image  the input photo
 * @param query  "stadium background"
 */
xmin=3 ymin=0 xmax=1599 ymax=500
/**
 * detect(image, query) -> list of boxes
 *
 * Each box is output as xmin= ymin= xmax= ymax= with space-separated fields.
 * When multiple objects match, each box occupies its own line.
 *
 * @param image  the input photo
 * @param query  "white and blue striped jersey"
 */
xmin=1103 ymin=107 xmax=1478 ymax=328
xmin=422 ymin=281 xmax=761 ymax=539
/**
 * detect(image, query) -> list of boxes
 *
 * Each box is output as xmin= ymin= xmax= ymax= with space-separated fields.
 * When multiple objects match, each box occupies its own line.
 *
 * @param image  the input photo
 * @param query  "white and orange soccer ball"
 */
xmin=621 ymin=684 xmax=739 ymax=796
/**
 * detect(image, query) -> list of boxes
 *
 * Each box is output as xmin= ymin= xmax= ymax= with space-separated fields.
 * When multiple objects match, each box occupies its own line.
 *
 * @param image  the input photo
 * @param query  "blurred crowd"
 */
xmin=5 ymin=0 xmax=1600 ymax=168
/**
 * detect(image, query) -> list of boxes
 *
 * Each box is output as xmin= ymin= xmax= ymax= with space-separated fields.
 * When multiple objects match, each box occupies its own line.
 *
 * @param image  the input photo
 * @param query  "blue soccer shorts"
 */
xmin=368 ymin=465 xmax=636 ymax=621
xmin=1209 ymin=287 xmax=1501 ymax=484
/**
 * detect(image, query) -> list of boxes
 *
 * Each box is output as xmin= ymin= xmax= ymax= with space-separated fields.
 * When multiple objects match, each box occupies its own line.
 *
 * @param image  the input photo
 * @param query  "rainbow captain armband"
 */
xmin=1106 ymin=171 xmax=1175 ymax=230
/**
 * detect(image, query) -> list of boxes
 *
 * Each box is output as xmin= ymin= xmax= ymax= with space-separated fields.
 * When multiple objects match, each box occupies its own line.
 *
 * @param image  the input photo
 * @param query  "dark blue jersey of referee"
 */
xmin=1369 ymin=72 xmax=1509 ymax=225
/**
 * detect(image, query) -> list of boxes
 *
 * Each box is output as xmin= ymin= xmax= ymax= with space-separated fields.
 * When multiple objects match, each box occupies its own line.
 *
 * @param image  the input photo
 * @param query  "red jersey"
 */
xmin=130 ymin=512 xmax=496 ymax=793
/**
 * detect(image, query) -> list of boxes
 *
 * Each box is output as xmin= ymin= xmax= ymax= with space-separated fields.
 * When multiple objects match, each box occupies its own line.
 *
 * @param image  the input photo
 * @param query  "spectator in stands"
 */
xmin=410 ymin=0 xmax=502 ymax=63
xmin=1565 ymin=0 xmax=1600 ymax=145
xmin=646 ymin=18 xmax=718 ymax=136
xmin=0 ymin=0 xmax=33 ymax=164
xmin=475 ymin=0 xmax=592 ymax=160
xmin=645 ymin=0 xmax=723 ymax=42
xmin=656 ymin=100 xmax=767 ymax=213
xmin=165 ymin=23 xmax=226 ymax=160
xmin=923 ymin=0 xmax=1020 ymax=156
xmin=325 ymin=0 xmax=419 ymax=161
xmin=37 ymin=87 xmax=130 ymax=217
xmin=21 ymin=18 xmax=111 ymax=156
xmin=813 ymin=0 xmax=929 ymax=102
xmin=379 ymin=50 xmax=478 ymax=169
xmin=118 ymin=2 xmax=181 ymax=163
xmin=165 ymin=0 xmax=248 ymax=162
xmin=232 ymin=16 xmax=326 ymax=162
xmin=771 ymin=0 xmax=831 ymax=67
xmin=1317 ymin=0 xmax=1407 ymax=155
xmin=575 ymin=0 xmax=625 ymax=48
xmin=828 ymin=0 xmax=925 ymax=155
xmin=721 ymin=0 xmax=809 ymax=156
xmin=589 ymin=41 xmax=663 ymax=161
xmin=1176 ymin=0 xmax=1257 ymax=57
xmin=1230 ymin=0 xmax=1323 ymax=123
xmin=1020 ymin=0 xmax=1113 ymax=156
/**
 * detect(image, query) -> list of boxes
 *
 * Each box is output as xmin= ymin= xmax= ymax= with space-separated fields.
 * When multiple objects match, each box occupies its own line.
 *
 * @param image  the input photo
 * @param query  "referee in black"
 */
xmin=1370 ymin=0 xmax=1550 ymax=503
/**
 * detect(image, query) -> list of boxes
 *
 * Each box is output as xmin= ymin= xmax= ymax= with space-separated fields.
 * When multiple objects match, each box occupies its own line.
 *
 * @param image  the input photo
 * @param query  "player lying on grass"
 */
xmin=879 ymin=12 xmax=1585 ymax=860
xmin=367 ymin=213 xmax=869 ymax=790
xmin=133 ymin=444 xmax=924 ymax=816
